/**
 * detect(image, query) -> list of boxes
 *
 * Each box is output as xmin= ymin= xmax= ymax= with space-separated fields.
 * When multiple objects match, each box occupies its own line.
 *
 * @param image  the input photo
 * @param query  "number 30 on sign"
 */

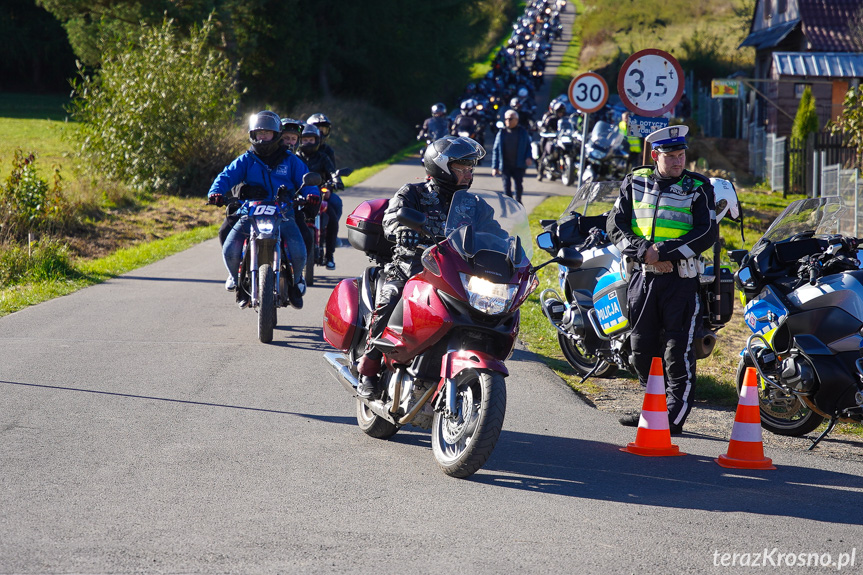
xmin=568 ymin=72 xmax=609 ymax=115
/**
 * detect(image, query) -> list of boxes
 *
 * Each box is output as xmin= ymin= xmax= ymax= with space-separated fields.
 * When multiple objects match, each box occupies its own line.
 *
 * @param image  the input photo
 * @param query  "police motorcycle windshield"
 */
xmin=444 ymin=189 xmax=532 ymax=263
xmin=560 ymin=180 xmax=623 ymax=218
xmin=756 ymin=196 xmax=845 ymax=250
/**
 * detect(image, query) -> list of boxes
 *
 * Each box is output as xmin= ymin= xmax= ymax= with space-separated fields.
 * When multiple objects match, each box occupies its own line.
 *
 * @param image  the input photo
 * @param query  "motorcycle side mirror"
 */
xmin=395 ymin=207 xmax=428 ymax=235
xmin=728 ymin=249 xmax=748 ymax=265
xmin=536 ymin=231 xmax=555 ymax=250
xmin=556 ymin=247 xmax=582 ymax=269
xmin=302 ymin=172 xmax=323 ymax=188
xmin=336 ymin=167 xmax=354 ymax=178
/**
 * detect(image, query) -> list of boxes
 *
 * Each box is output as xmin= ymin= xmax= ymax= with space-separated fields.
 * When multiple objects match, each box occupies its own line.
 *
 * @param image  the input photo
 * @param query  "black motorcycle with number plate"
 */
xmin=732 ymin=196 xmax=863 ymax=449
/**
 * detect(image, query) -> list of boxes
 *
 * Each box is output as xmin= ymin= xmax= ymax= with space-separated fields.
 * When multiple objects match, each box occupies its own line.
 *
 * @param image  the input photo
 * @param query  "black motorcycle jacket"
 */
xmin=297 ymin=149 xmax=336 ymax=184
xmin=420 ymin=116 xmax=451 ymax=141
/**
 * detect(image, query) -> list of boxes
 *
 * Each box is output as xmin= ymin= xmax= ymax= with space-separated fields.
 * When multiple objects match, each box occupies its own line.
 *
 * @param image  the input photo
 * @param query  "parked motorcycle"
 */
xmin=580 ymin=120 xmax=630 ymax=184
xmin=322 ymin=189 xmax=581 ymax=478
xmin=732 ymin=195 xmax=863 ymax=448
xmin=536 ymin=180 xmax=737 ymax=379
xmin=300 ymin=167 xmax=352 ymax=287
xmin=210 ymin=172 xmax=321 ymax=343
xmin=533 ymin=114 xmax=582 ymax=186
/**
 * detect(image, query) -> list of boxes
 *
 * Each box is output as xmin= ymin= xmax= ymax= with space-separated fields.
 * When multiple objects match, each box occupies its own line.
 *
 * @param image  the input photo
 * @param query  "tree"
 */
xmin=792 ymin=86 xmax=819 ymax=141
xmin=830 ymin=85 xmax=863 ymax=168
xmin=69 ymin=17 xmax=241 ymax=194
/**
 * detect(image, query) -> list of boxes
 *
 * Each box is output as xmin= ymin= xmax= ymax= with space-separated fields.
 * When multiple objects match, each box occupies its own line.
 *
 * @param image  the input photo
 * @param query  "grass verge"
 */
xmin=0 ymin=225 xmax=217 ymax=317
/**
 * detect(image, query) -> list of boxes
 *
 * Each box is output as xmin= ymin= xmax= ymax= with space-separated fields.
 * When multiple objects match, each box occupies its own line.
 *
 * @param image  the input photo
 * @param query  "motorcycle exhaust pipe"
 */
xmin=324 ymin=351 xmax=400 ymax=425
xmin=694 ymin=331 xmax=718 ymax=360
xmin=324 ymin=351 xmax=360 ymax=395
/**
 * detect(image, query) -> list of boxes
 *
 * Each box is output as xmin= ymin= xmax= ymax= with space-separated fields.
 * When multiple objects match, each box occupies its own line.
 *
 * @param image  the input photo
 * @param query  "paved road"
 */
xmin=4 ymin=8 xmax=863 ymax=575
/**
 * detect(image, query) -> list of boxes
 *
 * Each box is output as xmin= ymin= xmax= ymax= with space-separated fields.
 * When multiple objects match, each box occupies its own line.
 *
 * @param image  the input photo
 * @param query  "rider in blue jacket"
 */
xmin=208 ymin=110 xmax=319 ymax=309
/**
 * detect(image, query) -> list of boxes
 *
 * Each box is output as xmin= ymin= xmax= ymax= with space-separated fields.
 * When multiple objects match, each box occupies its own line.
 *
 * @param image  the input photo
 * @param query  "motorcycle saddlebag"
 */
xmin=592 ymin=271 xmax=629 ymax=336
xmin=704 ymin=265 xmax=735 ymax=325
xmin=346 ymin=198 xmax=394 ymax=263
xmin=323 ymin=278 xmax=360 ymax=352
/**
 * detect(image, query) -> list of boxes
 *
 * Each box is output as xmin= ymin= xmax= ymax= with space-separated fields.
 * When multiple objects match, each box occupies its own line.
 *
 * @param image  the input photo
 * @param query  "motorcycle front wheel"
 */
xmin=258 ymin=263 xmax=276 ymax=343
xmin=558 ymin=333 xmax=619 ymax=378
xmin=562 ymin=155 xmax=576 ymax=186
xmin=432 ymin=369 xmax=506 ymax=478
xmin=735 ymin=358 xmax=824 ymax=436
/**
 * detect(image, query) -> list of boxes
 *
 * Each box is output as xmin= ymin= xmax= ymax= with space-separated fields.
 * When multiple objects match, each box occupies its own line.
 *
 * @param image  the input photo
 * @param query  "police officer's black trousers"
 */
xmin=627 ymin=269 xmax=700 ymax=427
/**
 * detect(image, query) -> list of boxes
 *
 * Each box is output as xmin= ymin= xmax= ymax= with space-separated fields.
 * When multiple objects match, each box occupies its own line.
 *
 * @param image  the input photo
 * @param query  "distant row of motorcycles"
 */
xmin=534 ymin=116 xmax=630 ymax=187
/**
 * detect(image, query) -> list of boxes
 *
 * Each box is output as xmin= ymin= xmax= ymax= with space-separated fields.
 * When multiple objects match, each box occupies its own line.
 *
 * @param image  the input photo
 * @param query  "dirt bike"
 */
xmin=210 ymin=172 xmax=320 ymax=343
xmin=536 ymin=180 xmax=737 ymax=379
xmin=299 ymin=167 xmax=352 ymax=287
xmin=322 ymin=189 xmax=581 ymax=478
xmin=731 ymin=195 xmax=863 ymax=449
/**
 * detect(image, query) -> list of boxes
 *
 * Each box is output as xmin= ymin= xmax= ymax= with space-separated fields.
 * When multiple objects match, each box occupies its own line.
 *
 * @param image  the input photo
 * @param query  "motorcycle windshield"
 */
xmin=753 ymin=196 xmax=847 ymax=256
xmin=588 ymin=121 xmax=625 ymax=151
xmin=559 ymin=180 xmax=623 ymax=218
xmin=444 ymin=189 xmax=532 ymax=264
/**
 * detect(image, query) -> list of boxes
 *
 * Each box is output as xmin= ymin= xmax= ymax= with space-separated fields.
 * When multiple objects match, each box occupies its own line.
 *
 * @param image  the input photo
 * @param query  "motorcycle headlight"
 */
xmin=460 ymin=273 xmax=517 ymax=315
xmin=256 ymin=217 xmax=276 ymax=235
xmin=590 ymin=149 xmax=605 ymax=160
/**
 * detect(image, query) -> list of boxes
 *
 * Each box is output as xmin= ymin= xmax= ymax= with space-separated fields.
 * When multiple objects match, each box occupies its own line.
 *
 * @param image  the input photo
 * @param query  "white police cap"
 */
xmin=645 ymin=125 xmax=689 ymax=152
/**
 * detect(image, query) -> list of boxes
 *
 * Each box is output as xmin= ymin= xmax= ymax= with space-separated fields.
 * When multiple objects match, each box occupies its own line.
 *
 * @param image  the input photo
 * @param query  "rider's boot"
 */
xmin=356 ymin=351 xmax=382 ymax=399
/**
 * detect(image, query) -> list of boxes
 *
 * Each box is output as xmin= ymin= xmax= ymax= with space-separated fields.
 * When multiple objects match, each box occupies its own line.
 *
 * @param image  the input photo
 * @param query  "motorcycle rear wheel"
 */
xmin=356 ymin=398 xmax=399 ymax=439
xmin=558 ymin=333 xmax=619 ymax=378
xmin=432 ymin=369 xmax=506 ymax=478
xmin=735 ymin=358 xmax=824 ymax=436
xmin=258 ymin=263 xmax=275 ymax=344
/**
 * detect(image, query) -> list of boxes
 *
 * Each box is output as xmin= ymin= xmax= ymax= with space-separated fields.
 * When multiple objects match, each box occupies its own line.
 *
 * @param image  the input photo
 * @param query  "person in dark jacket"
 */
xmin=491 ymin=109 xmax=533 ymax=203
xmin=355 ymin=136 xmax=486 ymax=398
xmin=606 ymin=125 xmax=717 ymax=434
xmin=305 ymin=114 xmax=343 ymax=270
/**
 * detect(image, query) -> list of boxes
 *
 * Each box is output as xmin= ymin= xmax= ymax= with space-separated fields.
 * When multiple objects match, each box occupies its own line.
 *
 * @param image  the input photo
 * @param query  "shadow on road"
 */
xmin=475 ymin=429 xmax=863 ymax=526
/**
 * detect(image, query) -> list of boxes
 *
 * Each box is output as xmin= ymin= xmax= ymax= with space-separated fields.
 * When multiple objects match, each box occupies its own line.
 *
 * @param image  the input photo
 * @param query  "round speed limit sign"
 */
xmin=568 ymin=72 xmax=609 ymax=114
xmin=617 ymin=49 xmax=684 ymax=117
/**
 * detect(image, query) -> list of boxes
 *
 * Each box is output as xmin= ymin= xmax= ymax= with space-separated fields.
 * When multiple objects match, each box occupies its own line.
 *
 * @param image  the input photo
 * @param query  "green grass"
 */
xmin=0 ymin=225 xmax=217 ymax=317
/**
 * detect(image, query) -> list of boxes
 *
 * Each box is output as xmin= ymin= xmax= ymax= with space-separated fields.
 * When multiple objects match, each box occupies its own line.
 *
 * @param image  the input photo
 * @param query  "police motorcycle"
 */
xmin=210 ymin=172 xmax=321 ymax=343
xmin=323 ymin=189 xmax=581 ymax=478
xmin=580 ymin=120 xmax=631 ymax=184
xmin=732 ymin=195 xmax=863 ymax=449
xmin=536 ymin=179 xmax=739 ymax=378
xmin=533 ymin=114 xmax=582 ymax=186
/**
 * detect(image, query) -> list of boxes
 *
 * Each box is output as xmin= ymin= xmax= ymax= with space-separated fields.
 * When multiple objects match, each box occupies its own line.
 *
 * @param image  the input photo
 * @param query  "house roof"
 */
xmin=772 ymin=51 xmax=863 ymax=77
xmin=740 ymin=19 xmax=800 ymax=49
xmin=740 ymin=0 xmax=863 ymax=51
xmin=800 ymin=0 xmax=863 ymax=51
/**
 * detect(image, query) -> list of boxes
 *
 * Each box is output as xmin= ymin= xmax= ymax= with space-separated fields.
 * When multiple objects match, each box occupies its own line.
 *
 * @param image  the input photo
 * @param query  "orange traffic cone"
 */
xmin=621 ymin=357 xmax=685 ymax=457
xmin=715 ymin=367 xmax=776 ymax=470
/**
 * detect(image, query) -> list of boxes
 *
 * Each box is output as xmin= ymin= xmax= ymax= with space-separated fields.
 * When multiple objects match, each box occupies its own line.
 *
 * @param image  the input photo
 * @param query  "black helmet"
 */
xmin=432 ymin=102 xmax=446 ymax=116
xmin=299 ymin=123 xmax=321 ymax=155
xmin=280 ymin=117 xmax=304 ymax=135
xmin=306 ymin=113 xmax=331 ymax=140
xmin=249 ymin=110 xmax=282 ymax=156
xmin=422 ymin=136 xmax=485 ymax=195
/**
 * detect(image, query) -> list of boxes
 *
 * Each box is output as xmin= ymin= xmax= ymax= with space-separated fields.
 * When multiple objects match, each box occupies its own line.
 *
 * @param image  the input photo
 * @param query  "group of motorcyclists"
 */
xmin=207 ymin=110 xmax=344 ymax=309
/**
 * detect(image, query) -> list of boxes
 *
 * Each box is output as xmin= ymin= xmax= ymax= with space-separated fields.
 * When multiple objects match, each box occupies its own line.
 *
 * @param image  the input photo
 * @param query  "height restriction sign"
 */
xmin=617 ymin=49 xmax=684 ymax=117
xmin=568 ymin=72 xmax=609 ymax=114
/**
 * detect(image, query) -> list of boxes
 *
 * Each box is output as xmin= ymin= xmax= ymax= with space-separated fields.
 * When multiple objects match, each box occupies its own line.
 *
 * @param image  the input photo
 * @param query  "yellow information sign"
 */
xmin=711 ymin=79 xmax=740 ymax=98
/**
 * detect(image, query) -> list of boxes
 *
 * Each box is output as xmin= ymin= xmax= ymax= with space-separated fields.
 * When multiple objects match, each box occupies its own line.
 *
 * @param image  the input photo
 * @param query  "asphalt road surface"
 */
xmin=3 ymin=160 xmax=863 ymax=574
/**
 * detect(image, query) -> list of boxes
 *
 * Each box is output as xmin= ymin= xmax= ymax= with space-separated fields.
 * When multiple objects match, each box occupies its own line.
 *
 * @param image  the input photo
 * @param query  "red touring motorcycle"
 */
xmin=322 ymin=190 xmax=581 ymax=478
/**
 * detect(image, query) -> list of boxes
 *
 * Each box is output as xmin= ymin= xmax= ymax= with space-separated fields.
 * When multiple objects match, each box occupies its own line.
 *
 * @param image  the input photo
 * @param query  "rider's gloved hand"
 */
xmin=305 ymin=194 xmax=321 ymax=209
xmin=208 ymin=193 xmax=223 ymax=206
xmin=396 ymin=228 xmax=420 ymax=249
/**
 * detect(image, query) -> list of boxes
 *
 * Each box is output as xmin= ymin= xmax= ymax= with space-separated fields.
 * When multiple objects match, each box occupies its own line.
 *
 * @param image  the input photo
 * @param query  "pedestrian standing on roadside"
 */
xmin=491 ymin=109 xmax=532 ymax=203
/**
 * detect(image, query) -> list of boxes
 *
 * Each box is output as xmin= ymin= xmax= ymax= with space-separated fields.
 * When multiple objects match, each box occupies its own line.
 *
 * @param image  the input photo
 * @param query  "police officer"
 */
xmin=607 ymin=125 xmax=717 ymax=434
xmin=619 ymin=111 xmax=642 ymax=167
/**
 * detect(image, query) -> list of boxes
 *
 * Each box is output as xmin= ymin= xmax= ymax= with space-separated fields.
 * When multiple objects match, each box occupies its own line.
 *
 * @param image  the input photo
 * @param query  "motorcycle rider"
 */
xmin=208 ymin=110 xmax=317 ymax=309
xmin=418 ymin=103 xmax=451 ymax=143
xmin=606 ymin=125 xmax=717 ymax=434
xmin=355 ymin=136 xmax=486 ymax=398
xmin=307 ymin=113 xmax=343 ymax=270
xmin=296 ymin=124 xmax=341 ymax=270
xmin=280 ymin=117 xmax=304 ymax=152
xmin=451 ymin=99 xmax=481 ymax=141
xmin=537 ymin=100 xmax=568 ymax=176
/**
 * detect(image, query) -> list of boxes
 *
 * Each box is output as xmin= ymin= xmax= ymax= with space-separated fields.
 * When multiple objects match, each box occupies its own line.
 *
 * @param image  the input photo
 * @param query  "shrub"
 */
xmin=0 ymin=150 xmax=70 ymax=242
xmin=0 ymin=237 xmax=74 ymax=288
xmin=69 ymin=15 xmax=241 ymax=195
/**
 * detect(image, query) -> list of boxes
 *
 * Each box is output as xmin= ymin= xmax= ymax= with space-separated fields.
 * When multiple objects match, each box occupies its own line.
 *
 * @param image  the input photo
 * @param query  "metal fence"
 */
xmin=821 ymin=164 xmax=862 ymax=236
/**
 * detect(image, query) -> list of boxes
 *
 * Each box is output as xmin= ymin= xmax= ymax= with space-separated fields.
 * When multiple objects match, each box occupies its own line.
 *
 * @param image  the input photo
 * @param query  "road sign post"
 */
xmin=568 ymin=73 xmax=609 ymax=187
